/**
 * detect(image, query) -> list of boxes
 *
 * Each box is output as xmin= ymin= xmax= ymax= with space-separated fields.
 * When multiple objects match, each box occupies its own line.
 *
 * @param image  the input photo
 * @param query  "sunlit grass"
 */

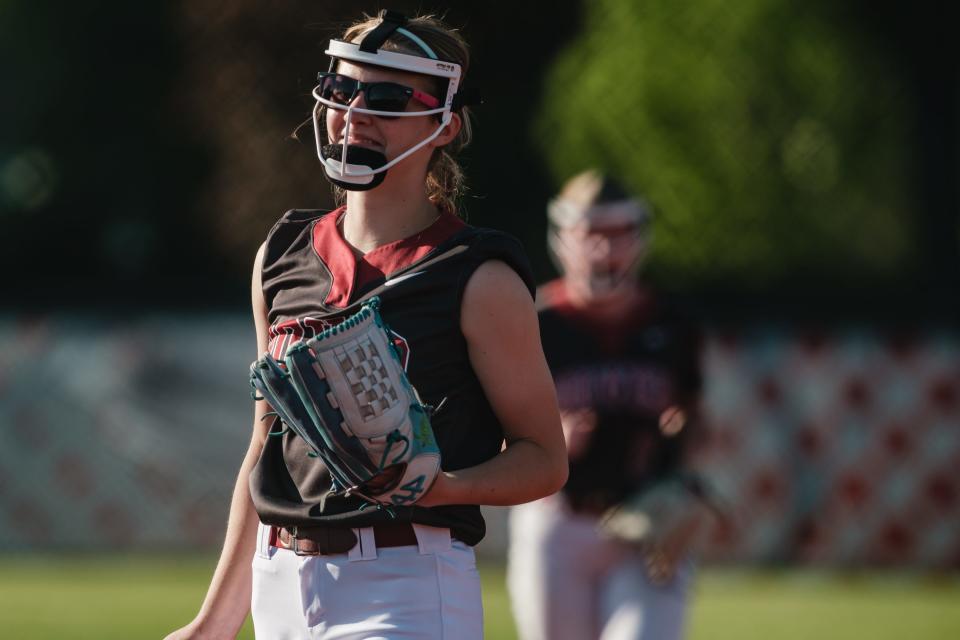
xmin=0 ymin=555 xmax=957 ymax=639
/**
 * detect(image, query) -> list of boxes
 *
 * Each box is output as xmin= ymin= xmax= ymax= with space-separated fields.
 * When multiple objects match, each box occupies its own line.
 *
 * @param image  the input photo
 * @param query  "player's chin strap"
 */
xmin=315 ymin=100 xmax=453 ymax=190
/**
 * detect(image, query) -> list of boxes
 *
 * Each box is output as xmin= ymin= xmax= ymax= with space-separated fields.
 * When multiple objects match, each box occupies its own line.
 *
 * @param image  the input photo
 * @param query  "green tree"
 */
xmin=537 ymin=0 xmax=913 ymax=291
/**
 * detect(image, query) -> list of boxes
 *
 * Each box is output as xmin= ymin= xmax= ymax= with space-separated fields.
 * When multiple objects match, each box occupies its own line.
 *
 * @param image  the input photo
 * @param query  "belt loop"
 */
xmin=349 ymin=527 xmax=377 ymax=561
xmin=412 ymin=524 xmax=451 ymax=555
xmin=258 ymin=523 xmax=275 ymax=558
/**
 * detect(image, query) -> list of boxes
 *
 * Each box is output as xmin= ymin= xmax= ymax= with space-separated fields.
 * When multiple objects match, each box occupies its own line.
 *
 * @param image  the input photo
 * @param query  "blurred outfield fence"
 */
xmin=1 ymin=314 xmax=956 ymax=568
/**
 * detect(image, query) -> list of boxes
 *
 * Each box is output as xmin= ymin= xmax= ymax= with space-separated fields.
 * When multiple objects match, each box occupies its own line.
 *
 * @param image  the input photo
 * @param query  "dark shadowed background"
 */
xmin=2 ymin=0 xmax=955 ymax=319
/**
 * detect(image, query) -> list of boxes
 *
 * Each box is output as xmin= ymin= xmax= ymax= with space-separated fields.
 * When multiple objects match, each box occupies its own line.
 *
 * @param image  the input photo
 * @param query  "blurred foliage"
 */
xmin=537 ymin=0 xmax=917 ymax=292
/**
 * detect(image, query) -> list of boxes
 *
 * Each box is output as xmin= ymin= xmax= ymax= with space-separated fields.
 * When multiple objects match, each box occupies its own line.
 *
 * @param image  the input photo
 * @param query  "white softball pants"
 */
xmin=251 ymin=522 xmax=483 ymax=639
xmin=507 ymin=496 xmax=693 ymax=640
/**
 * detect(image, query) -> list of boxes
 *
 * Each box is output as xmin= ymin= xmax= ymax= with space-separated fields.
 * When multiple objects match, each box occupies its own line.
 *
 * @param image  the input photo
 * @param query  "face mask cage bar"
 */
xmin=546 ymin=198 xmax=652 ymax=297
xmin=312 ymin=39 xmax=463 ymax=182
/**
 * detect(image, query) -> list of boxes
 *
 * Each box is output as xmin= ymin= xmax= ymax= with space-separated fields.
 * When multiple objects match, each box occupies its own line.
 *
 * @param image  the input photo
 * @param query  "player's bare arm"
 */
xmin=418 ymin=259 xmax=568 ymax=507
xmin=164 ymin=244 xmax=271 ymax=640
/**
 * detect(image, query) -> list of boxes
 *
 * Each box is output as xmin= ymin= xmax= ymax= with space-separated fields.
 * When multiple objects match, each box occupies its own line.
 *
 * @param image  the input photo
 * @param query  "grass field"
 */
xmin=1 ymin=554 xmax=958 ymax=639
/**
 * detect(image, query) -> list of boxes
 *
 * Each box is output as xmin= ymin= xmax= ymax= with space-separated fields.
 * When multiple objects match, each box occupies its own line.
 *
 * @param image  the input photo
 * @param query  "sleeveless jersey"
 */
xmin=249 ymin=208 xmax=534 ymax=545
xmin=537 ymin=279 xmax=701 ymax=513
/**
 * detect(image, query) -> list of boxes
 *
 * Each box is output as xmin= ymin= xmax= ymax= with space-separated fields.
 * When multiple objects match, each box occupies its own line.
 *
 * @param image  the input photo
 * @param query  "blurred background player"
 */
xmin=507 ymin=170 xmax=710 ymax=640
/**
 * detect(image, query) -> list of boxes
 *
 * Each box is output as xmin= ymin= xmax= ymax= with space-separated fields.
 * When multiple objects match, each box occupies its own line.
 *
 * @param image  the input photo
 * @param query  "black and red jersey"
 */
xmin=537 ymin=279 xmax=702 ymax=512
xmin=250 ymin=207 xmax=534 ymax=545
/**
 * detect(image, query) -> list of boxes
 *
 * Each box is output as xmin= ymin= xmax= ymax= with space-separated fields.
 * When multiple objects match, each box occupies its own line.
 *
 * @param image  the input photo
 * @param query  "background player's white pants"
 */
xmin=507 ymin=496 xmax=693 ymax=640
xmin=251 ymin=522 xmax=482 ymax=639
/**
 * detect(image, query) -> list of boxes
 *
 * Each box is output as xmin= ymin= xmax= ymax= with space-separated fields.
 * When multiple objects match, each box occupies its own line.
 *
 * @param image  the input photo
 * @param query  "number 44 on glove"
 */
xmin=250 ymin=298 xmax=441 ymax=507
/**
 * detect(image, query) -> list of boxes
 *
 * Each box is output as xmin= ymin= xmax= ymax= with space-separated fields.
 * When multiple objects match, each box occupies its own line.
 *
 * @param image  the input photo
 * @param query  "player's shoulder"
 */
xmin=257 ymin=208 xmax=336 ymax=281
xmin=273 ymin=207 xmax=334 ymax=228
xmin=452 ymin=223 xmax=525 ymax=253
xmin=452 ymin=224 xmax=535 ymax=298
xmin=262 ymin=207 xmax=334 ymax=247
xmin=463 ymin=259 xmax=530 ymax=301
xmin=460 ymin=259 xmax=539 ymax=348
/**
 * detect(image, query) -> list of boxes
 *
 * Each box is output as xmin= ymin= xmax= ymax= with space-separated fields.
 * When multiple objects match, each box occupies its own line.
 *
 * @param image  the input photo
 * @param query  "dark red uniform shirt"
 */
xmin=250 ymin=208 xmax=534 ymax=545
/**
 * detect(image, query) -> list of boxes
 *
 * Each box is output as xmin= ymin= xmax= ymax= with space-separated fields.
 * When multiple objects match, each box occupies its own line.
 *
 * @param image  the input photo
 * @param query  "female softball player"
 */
xmin=507 ymin=171 xmax=708 ymax=640
xmin=166 ymin=11 xmax=567 ymax=640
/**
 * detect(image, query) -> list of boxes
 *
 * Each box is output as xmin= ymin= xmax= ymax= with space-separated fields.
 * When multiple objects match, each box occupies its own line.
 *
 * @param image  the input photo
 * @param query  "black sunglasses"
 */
xmin=316 ymin=72 xmax=441 ymax=114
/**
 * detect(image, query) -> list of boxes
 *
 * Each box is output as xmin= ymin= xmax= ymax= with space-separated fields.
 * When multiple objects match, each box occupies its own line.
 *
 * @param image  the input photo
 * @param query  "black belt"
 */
xmin=271 ymin=522 xmax=419 ymax=556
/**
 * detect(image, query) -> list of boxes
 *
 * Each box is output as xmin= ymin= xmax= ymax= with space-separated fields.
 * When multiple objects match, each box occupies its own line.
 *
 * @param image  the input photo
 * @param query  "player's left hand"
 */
xmin=640 ymin=504 xmax=709 ymax=584
xmin=598 ymin=476 xmax=716 ymax=584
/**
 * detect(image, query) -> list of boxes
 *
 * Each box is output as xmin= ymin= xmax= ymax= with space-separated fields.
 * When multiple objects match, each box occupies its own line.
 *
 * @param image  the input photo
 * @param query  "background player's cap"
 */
xmin=548 ymin=170 xmax=651 ymax=229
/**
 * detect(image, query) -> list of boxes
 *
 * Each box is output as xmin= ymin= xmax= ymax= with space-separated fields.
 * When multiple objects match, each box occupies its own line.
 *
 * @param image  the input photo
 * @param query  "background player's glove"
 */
xmin=598 ymin=474 xmax=719 ymax=584
xmin=250 ymin=298 xmax=441 ymax=507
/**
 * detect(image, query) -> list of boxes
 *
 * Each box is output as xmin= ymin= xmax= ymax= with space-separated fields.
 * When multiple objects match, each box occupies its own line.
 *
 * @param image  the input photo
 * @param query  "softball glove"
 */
xmin=250 ymin=297 xmax=441 ymax=506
